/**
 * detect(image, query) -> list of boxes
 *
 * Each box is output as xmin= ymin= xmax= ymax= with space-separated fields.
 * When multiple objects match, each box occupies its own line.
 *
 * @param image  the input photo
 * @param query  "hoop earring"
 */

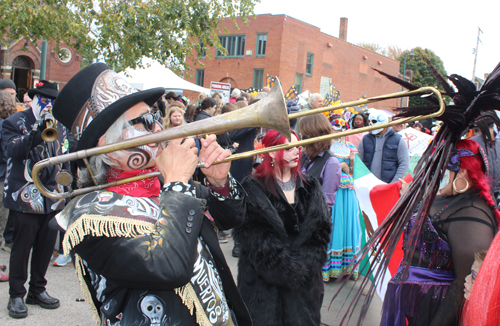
xmin=453 ymin=178 xmax=469 ymax=193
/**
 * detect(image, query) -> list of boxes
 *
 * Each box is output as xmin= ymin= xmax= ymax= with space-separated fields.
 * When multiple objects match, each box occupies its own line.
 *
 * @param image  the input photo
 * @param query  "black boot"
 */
xmin=232 ymin=241 xmax=240 ymax=257
xmin=7 ymin=297 xmax=28 ymax=318
xmin=26 ymin=291 xmax=60 ymax=309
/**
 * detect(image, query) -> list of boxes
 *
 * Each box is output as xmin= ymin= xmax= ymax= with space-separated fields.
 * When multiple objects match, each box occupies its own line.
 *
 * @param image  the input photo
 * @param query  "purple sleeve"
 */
xmin=320 ymin=156 xmax=342 ymax=208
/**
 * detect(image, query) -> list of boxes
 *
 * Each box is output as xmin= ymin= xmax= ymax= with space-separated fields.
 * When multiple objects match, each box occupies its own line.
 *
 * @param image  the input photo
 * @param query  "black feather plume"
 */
xmin=332 ymin=61 xmax=500 ymax=326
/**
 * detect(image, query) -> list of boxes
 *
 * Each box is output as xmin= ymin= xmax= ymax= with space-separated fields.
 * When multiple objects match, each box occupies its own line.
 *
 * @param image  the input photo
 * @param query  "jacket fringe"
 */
xmin=63 ymin=213 xmax=214 ymax=326
xmin=175 ymin=284 xmax=213 ymax=326
xmin=62 ymin=214 xmax=155 ymax=256
xmin=73 ymin=254 xmax=101 ymax=325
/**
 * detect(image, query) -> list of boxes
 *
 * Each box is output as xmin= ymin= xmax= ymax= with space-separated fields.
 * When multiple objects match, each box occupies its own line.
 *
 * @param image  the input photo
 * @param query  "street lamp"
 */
xmin=400 ymin=50 xmax=415 ymax=107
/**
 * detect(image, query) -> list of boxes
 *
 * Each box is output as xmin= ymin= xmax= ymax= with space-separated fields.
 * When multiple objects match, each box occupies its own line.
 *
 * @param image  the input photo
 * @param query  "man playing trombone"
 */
xmin=3 ymin=80 xmax=71 ymax=319
xmin=50 ymin=63 xmax=251 ymax=326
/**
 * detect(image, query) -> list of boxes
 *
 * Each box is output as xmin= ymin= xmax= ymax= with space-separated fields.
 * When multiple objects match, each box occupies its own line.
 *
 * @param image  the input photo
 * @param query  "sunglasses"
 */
xmin=128 ymin=113 xmax=161 ymax=132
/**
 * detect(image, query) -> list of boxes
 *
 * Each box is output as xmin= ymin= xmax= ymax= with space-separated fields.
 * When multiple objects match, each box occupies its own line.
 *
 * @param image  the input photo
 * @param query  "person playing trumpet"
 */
xmin=51 ymin=63 xmax=251 ymax=326
xmin=2 ymin=80 xmax=72 ymax=319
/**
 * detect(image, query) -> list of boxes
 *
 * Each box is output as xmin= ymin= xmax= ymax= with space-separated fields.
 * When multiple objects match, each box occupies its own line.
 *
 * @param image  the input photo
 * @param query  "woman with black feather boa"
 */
xmin=334 ymin=62 xmax=500 ymax=326
xmin=233 ymin=129 xmax=331 ymax=326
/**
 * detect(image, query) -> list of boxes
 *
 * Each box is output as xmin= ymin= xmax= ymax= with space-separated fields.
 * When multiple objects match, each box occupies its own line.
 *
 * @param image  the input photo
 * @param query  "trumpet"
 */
xmin=41 ymin=120 xmax=59 ymax=143
xmin=40 ymin=110 xmax=59 ymax=143
xmin=32 ymin=82 xmax=444 ymax=200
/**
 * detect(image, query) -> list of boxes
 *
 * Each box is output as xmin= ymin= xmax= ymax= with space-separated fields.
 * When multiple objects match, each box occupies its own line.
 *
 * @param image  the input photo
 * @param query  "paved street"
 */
xmin=0 ymin=237 xmax=382 ymax=326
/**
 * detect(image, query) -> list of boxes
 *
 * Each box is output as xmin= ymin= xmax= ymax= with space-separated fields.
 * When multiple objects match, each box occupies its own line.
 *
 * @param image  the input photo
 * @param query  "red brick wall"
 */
xmin=1 ymin=39 xmax=81 ymax=91
xmin=185 ymin=14 xmax=401 ymax=111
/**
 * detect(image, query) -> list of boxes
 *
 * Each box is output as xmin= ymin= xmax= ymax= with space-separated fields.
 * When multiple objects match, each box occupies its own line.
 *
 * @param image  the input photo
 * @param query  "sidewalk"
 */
xmin=0 ymin=237 xmax=382 ymax=325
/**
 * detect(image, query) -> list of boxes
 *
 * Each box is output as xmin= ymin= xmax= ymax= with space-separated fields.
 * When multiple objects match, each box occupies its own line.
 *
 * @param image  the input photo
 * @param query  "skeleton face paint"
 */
xmin=32 ymin=95 xmax=54 ymax=120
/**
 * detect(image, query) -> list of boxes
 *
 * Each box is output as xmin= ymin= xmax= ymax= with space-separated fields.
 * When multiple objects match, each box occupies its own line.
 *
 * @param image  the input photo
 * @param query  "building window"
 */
xmin=58 ymin=48 xmax=72 ymax=63
xmin=306 ymin=52 xmax=314 ymax=76
xmin=196 ymin=69 xmax=205 ymax=87
xmin=253 ymin=69 xmax=264 ymax=89
xmin=295 ymin=73 xmax=302 ymax=94
xmin=216 ymin=34 xmax=246 ymax=58
xmin=198 ymin=40 xmax=206 ymax=58
xmin=256 ymin=33 xmax=267 ymax=57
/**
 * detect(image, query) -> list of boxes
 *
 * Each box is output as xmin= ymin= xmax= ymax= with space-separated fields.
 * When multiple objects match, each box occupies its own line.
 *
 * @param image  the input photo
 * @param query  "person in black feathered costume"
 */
xmin=234 ymin=129 xmax=331 ymax=326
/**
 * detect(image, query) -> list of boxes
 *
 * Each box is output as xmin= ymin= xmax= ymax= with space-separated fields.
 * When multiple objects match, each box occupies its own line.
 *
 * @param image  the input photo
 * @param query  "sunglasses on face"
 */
xmin=128 ymin=113 xmax=160 ymax=132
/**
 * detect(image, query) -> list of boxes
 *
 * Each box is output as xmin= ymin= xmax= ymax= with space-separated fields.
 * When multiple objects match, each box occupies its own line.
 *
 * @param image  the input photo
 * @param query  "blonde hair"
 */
xmin=163 ymin=107 xmax=185 ymax=129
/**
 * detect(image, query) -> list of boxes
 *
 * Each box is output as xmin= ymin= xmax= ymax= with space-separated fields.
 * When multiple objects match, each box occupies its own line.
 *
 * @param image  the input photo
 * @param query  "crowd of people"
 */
xmin=0 ymin=60 xmax=499 ymax=326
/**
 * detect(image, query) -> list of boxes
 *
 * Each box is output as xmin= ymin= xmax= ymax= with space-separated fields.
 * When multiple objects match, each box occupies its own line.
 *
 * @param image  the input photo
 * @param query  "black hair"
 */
xmin=194 ymin=97 xmax=217 ymax=119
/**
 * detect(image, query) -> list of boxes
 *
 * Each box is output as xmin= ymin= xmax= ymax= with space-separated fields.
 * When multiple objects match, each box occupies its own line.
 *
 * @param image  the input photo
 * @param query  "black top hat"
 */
xmin=28 ymin=80 xmax=59 ymax=99
xmin=52 ymin=63 xmax=165 ymax=160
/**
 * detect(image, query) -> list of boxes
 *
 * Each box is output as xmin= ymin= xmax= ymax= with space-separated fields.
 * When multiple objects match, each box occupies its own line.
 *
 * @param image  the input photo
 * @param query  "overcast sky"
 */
xmin=254 ymin=0 xmax=500 ymax=82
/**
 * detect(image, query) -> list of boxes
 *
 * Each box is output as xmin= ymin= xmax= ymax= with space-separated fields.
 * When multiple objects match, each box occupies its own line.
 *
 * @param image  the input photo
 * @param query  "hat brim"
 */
xmin=76 ymin=87 xmax=165 ymax=155
xmin=28 ymin=88 xmax=59 ymax=99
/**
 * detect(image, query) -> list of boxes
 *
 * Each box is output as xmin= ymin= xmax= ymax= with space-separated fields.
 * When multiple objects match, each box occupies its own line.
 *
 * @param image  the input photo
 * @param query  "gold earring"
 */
xmin=453 ymin=178 xmax=469 ymax=193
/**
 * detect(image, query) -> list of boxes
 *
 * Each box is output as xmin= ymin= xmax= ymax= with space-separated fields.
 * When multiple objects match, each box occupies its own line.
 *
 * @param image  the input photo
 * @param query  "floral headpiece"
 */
xmin=331 ymin=118 xmax=346 ymax=131
xmin=447 ymin=146 xmax=489 ymax=175
xmin=35 ymin=82 xmax=44 ymax=89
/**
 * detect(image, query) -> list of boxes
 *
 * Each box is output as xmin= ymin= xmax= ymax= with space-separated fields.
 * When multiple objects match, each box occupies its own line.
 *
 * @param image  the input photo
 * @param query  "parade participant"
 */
xmin=234 ymin=129 xmax=331 ymax=326
xmin=0 ymin=79 xmax=24 ymax=111
xmin=342 ymin=64 xmax=500 ymax=326
xmin=163 ymin=106 xmax=185 ymax=129
xmin=346 ymin=113 xmax=368 ymax=148
xmin=296 ymin=93 xmax=323 ymax=135
xmin=325 ymin=117 xmax=361 ymax=281
xmin=471 ymin=120 xmax=500 ymax=201
xmin=351 ymin=113 xmax=367 ymax=129
xmin=299 ymin=113 xmax=341 ymax=215
xmin=51 ymin=63 xmax=251 ymax=326
xmin=3 ymin=80 xmax=71 ymax=319
xmin=230 ymin=89 xmax=241 ymax=103
xmin=0 ymin=90 xmax=18 ymax=281
xmin=358 ymin=110 xmax=409 ymax=183
xmin=381 ymin=139 xmax=498 ymax=326
xmin=461 ymin=234 xmax=500 ymax=326
xmin=23 ymin=94 xmax=32 ymax=110
xmin=463 ymin=250 xmax=487 ymax=300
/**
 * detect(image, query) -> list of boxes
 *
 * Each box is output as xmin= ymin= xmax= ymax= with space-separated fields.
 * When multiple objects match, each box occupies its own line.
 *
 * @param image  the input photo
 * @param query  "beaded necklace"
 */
xmin=277 ymin=176 xmax=296 ymax=191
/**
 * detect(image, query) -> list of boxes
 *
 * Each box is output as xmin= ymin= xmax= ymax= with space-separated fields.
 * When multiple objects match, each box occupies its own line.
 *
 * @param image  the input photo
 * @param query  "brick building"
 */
xmin=0 ymin=39 xmax=81 ymax=101
xmin=185 ymin=14 xmax=401 ymax=111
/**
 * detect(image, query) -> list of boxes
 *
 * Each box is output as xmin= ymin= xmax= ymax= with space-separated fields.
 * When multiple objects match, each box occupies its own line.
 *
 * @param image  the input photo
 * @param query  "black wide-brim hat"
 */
xmin=52 ymin=63 xmax=165 ymax=162
xmin=28 ymin=80 xmax=59 ymax=99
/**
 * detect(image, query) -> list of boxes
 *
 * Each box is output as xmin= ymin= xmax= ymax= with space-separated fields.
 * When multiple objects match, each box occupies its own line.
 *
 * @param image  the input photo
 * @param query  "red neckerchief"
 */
xmin=106 ymin=167 xmax=161 ymax=198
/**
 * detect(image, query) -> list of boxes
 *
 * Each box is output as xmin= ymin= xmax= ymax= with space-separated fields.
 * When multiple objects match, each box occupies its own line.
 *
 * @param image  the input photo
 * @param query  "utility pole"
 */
xmin=40 ymin=39 xmax=47 ymax=80
xmin=471 ymin=27 xmax=483 ymax=85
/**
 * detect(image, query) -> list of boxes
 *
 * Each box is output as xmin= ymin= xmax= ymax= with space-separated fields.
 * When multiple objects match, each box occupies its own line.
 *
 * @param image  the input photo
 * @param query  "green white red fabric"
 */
xmin=353 ymin=155 xmax=413 ymax=299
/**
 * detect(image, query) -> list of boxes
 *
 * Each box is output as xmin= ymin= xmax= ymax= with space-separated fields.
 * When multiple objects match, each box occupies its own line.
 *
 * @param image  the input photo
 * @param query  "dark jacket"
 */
xmin=234 ymin=174 xmax=331 ymax=326
xmin=1 ymin=109 xmax=71 ymax=214
xmin=60 ymin=180 xmax=252 ymax=326
xmin=228 ymin=128 xmax=257 ymax=182
xmin=361 ymin=128 xmax=402 ymax=183
xmin=194 ymin=111 xmax=235 ymax=152
xmin=0 ymin=119 xmax=6 ymax=182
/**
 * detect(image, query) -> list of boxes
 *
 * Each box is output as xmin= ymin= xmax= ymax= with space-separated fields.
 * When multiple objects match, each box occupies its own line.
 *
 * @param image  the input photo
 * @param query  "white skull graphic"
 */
xmin=140 ymin=295 xmax=164 ymax=326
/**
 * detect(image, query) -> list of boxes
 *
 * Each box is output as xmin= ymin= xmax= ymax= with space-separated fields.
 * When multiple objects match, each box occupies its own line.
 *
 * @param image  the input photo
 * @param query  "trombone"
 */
xmin=32 ymin=83 xmax=444 ymax=200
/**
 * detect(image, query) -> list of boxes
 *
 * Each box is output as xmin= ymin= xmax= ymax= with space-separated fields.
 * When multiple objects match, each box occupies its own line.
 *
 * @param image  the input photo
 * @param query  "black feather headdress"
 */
xmin=333 ymin=61 xmax=500 ymax=325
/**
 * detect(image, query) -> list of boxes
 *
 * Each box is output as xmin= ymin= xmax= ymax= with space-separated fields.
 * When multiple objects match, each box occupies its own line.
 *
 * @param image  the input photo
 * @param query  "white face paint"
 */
xmin=31 ymin=95 xmax=54 ymax=120
xmin=368 ymin=111 xmax=388 ymax=135
xmin=103 ymin=102 xmax=163 ymax=171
